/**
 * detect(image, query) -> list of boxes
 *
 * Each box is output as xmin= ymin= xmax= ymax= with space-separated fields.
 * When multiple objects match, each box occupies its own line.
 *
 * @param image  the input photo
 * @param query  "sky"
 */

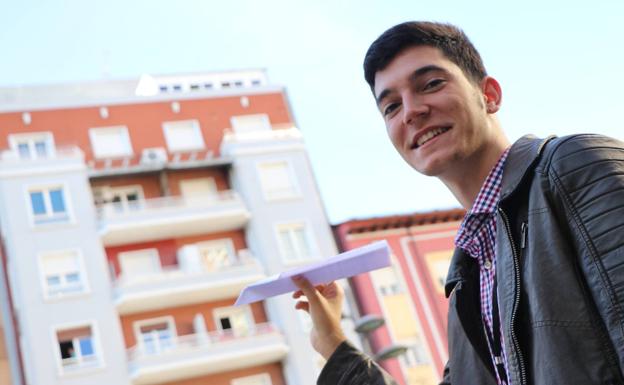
xmin=1 ymin=0 xmax=623 ymax=223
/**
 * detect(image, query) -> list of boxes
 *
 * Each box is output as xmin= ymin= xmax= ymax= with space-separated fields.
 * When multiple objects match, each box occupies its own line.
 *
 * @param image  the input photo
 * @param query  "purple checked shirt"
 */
xmin=455 ymin=148 xmax=511 ymax=385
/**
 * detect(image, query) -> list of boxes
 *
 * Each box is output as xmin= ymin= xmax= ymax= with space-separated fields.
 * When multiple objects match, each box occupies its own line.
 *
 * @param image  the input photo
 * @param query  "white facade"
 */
xmin=222 ymin=127 xmax=339 ymax=385
xmin=0 ymin=149 xmax=131 ymax=385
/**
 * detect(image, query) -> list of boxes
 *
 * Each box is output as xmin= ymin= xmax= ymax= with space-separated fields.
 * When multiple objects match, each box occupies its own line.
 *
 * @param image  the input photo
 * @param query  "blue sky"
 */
xmin=1 ymin=0 xmax=623 ymax=223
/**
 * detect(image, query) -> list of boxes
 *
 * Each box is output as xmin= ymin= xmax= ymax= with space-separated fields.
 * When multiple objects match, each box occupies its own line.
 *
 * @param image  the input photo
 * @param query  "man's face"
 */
xmin=374 ymin=45 xmax=495 ymax=177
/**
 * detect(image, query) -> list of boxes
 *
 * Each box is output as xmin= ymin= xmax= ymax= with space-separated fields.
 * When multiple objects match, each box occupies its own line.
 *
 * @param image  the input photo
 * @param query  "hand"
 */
xmin=292 ymin=276 xmax=347 ymax=360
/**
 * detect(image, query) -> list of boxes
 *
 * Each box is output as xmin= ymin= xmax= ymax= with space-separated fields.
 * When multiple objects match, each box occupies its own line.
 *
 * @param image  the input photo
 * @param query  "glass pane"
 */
xmin=142 ymin=333 xmax=156 ymax=354
xmin=30 ymin=192 xmax=46 ymax=215
xmin=279 ymin=231 xmax=295 ymax=260
xmin=47 ymin=275 xmax=61 ymax=286
xmin=49 ymin=189 xmax=66 ymax=213
xmin=293 ymin=228 xmax=310 ymax=257
xmin=18 ymin=143 xmax=31 ymax=159
xmin=79 ymin=337 xmax=94 ymax=357
xmin=35 ymin=141 xmax=48 ymax=157
xmin=65 ymin=272 xmax=80 ymax=283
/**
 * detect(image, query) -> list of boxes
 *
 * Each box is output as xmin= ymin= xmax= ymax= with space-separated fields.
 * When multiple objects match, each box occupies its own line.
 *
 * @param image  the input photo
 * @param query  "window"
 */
xmin=213 ymin=306 xmax=253 ymax=337
xmin=89 ymin=126 xmax=133 ymax=159
xmin=40 ymin=250 xmax=86 ymax=298
xmin=134 ymin=317 xmax=176 ymax=355
xmin=230 ymin=114 xmax=271 ymax=133
xmin=197 ymin=239 xmax=235 ymax=271
xmin=257 ymin=160 xmax=299 ymax=200
xmin=55 ymin=325 xmax=100 ymax=372
xmin=424 ymin=250 xmax=453 ymax=294
xmin=162 ymin=120 xmax=205 ymax=152
xmin=93 ymin=185 xmax=144 ymax=213
xmin=276 ymin=223 xmax=314 ymax=261
xmin=371 ymin=261 xmax=404 ymax=296
xmin=118 ymin=249 xmax=161 ymax=281
xmin=29 ymin=186 xmax=70 ymax=224
xmin=231 ymin=373 xmax=272 ymax=385
xmin=399 ymin=342 xmax=430 ymax=367
xmin=179 ymin=178 xmax=217 ymax=200
xmin=9 ymin=132 xmax=55 ymax=159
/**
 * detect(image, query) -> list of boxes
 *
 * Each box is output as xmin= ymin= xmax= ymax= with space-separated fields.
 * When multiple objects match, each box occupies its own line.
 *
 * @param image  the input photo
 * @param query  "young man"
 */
xmin=292 ymin=21 xmax=624 ymax=385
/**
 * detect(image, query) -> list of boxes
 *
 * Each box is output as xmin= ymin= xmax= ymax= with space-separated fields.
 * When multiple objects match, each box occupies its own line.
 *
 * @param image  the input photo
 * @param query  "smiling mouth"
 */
xmin=414 ymin=126 xmax=452 ymax=148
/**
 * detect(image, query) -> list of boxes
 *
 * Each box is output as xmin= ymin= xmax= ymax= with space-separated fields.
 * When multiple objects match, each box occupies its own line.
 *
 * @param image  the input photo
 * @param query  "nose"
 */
xmin=402 ymin=93 xmax=429 ymax=126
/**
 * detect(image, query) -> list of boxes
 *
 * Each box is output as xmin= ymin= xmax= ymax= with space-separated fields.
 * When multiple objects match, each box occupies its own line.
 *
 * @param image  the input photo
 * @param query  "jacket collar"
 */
xmin=444 ymin=134 xmax=556 ymax=297
xmin=500 ymin=135 xmax=556 ymax=201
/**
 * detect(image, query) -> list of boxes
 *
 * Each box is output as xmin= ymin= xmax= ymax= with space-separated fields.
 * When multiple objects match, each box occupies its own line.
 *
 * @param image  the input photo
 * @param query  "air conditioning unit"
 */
xmin=140 ymin=147 xmax=167 ymax=165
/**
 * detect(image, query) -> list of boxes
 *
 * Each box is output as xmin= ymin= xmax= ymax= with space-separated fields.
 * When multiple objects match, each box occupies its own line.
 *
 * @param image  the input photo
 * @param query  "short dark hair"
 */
xmin=363 ymin=21 xmax=487 ymax=91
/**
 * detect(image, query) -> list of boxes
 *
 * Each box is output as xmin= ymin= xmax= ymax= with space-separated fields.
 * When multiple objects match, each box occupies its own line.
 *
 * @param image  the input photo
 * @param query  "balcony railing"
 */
xmin=0 ymin=146 xmax=84 ymax=175
xmin=113 ymin=250 xmax=265 ymax=314
xmin=0 ymin=145 xmax=83 ymax=162
xmin=127 ymin=323 xmax=289 ymax=384
xmin=87 ymin=148 xmax=232 ymax=178
xmin=97 ymin=191 xmax=250 ymax=246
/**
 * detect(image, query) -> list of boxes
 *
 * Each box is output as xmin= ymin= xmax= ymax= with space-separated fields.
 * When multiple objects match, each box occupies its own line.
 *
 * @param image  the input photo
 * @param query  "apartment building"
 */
xmin=334 ymin=209 xmax=465 ymax=385
xmin=0 ymin=70 xmax=346 ymax=385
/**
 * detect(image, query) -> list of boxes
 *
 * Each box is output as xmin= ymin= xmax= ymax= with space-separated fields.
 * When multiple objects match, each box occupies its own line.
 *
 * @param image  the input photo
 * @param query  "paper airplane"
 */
xmin=235 ymin=240 xmax=391 ymax=305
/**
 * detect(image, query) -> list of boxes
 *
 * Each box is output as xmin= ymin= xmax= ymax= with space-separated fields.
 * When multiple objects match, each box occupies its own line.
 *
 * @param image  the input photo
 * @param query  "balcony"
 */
xmin=128 ymin=323 xmax=288 ymax=385
xmin=0 ymin=146 xmax=84 ymax=176
xmin=97 ymin=190 xmax=250 ymax=246
xmin=87 ymin=148 xmax=233 ymax=179
xmin=114 ymin=249 xmax=265 ymax=315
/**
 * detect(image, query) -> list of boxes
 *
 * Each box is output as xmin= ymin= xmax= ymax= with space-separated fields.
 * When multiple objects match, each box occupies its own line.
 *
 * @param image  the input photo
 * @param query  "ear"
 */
xmin=480 ymin=76 xmax=502 ymax=114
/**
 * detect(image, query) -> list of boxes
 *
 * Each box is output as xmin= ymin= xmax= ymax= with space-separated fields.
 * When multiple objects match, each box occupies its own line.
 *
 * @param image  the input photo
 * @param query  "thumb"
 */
xmin=292 ymin=276 xmax=321 ymax=306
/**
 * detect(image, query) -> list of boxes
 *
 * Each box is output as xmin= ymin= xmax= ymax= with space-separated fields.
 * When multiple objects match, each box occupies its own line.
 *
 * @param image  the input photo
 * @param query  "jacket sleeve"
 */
xmin=547 ymin=134 xmax=624 ymax=369
xmin=317 ymin=341 xmax=399 ymax=385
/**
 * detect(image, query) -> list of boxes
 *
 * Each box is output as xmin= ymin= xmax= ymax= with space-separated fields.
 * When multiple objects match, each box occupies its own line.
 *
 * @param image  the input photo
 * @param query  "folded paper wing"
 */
xmin=234 ymin=240 xmax=391 ymax=306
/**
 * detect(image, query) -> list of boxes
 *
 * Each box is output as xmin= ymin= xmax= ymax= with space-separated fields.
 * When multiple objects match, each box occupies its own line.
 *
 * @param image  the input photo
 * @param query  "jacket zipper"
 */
xmin=498 ymin=207 xmax=528 ymax=385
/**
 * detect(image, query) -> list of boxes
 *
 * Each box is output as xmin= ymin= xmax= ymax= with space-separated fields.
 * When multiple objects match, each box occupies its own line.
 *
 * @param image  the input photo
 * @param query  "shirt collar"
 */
xmin=454 ymin=148 xmax=510 ymax=247
xmin=467 ymin=148 xmax=510 ymax=216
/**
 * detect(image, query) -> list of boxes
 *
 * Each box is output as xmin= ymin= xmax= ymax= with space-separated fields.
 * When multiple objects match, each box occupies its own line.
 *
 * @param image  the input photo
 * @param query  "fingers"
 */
xmin=292 ymin=276 xmax=321 ymax=306
xmin=295 ymin=300 xmax=310 ymax=313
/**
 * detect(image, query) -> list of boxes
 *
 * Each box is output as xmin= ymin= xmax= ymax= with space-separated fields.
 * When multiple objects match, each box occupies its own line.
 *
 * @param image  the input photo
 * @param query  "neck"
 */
xmin=441 ymin=132 xmax=510 ymax=210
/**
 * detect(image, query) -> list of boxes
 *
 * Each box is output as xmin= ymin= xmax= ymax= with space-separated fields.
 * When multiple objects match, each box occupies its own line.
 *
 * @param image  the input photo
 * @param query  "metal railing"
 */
xmin=127 ymin=323 xmax=279 ymax=363
xmin=0 ymin=145 xmax=83 ymax=163
xmin=113 ymin=249 xmax=258 ymax=288
xmin=96 ymin=190 xmax=242 ymax=219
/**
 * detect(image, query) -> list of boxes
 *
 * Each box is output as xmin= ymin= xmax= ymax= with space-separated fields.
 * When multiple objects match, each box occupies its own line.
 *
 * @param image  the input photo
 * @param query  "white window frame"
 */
xmin=118 ymin=248 xmax=162 ymax=282
xmin=398 ymin=338 xmax=431 ymax=367
xmin=133 ymin=316 xmax=177 ymax=355
xmin=162 ymin=119 xmax=205 ymax=152
xmin=231 ymin=373 xmax=273 ymax=385
xmin=255 ymin=158 xmax=301 ymax=201
xmin=371 ymin=256 xmax=405 ymax=297
xmin=8 ymin=131 xmax=55 ymax=159
xmin=93 ymin=185 xmax=145 ymax=213
xmin=26 ymin=183 xmax=74 ymax=227
xmin=230 ymin=113 xmax=271 ymax=133
xmin=179 ymin=177 xmax=218 ymax=199
xmin=213 ymin=305 xmax=254 ymax=336
xmin=51 ymin=320 xmax=104 ymax=376
xmin=38 ymin=248 xmax=89 ymax=300
xmin=88 ymin=125 xmax=133 ymax=159
xmin=274 ymin=221 xmax=317 ymax=263
xmin=196 ymin=238 xmax=236 ymax=271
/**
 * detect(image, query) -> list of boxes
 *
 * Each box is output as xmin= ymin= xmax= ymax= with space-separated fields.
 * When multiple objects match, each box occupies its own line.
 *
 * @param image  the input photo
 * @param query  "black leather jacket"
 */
xmin=318 ymin=134 xmax=624 ymax=385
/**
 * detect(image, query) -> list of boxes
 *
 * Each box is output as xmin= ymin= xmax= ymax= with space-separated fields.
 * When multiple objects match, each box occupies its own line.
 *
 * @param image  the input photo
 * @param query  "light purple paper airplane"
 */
xmin=234 ymin=240 xmax=391 ymax=306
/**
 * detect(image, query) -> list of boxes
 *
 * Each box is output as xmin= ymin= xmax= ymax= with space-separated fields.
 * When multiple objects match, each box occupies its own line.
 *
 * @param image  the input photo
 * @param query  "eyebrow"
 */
xmin=375 ymin=64 xmax=447 ymax=107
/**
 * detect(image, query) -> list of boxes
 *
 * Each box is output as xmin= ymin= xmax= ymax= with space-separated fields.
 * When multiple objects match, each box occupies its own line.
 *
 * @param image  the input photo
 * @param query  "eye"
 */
xmin=423 ymin=78 xmax=445 ymax=91
xmin=383 ymin=102 xmax=400 ymax=117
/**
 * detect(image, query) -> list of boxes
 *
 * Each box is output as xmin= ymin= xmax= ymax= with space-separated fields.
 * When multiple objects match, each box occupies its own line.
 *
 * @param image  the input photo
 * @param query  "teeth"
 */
xmin=416 ymin=127 xmax=450 ymax=147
